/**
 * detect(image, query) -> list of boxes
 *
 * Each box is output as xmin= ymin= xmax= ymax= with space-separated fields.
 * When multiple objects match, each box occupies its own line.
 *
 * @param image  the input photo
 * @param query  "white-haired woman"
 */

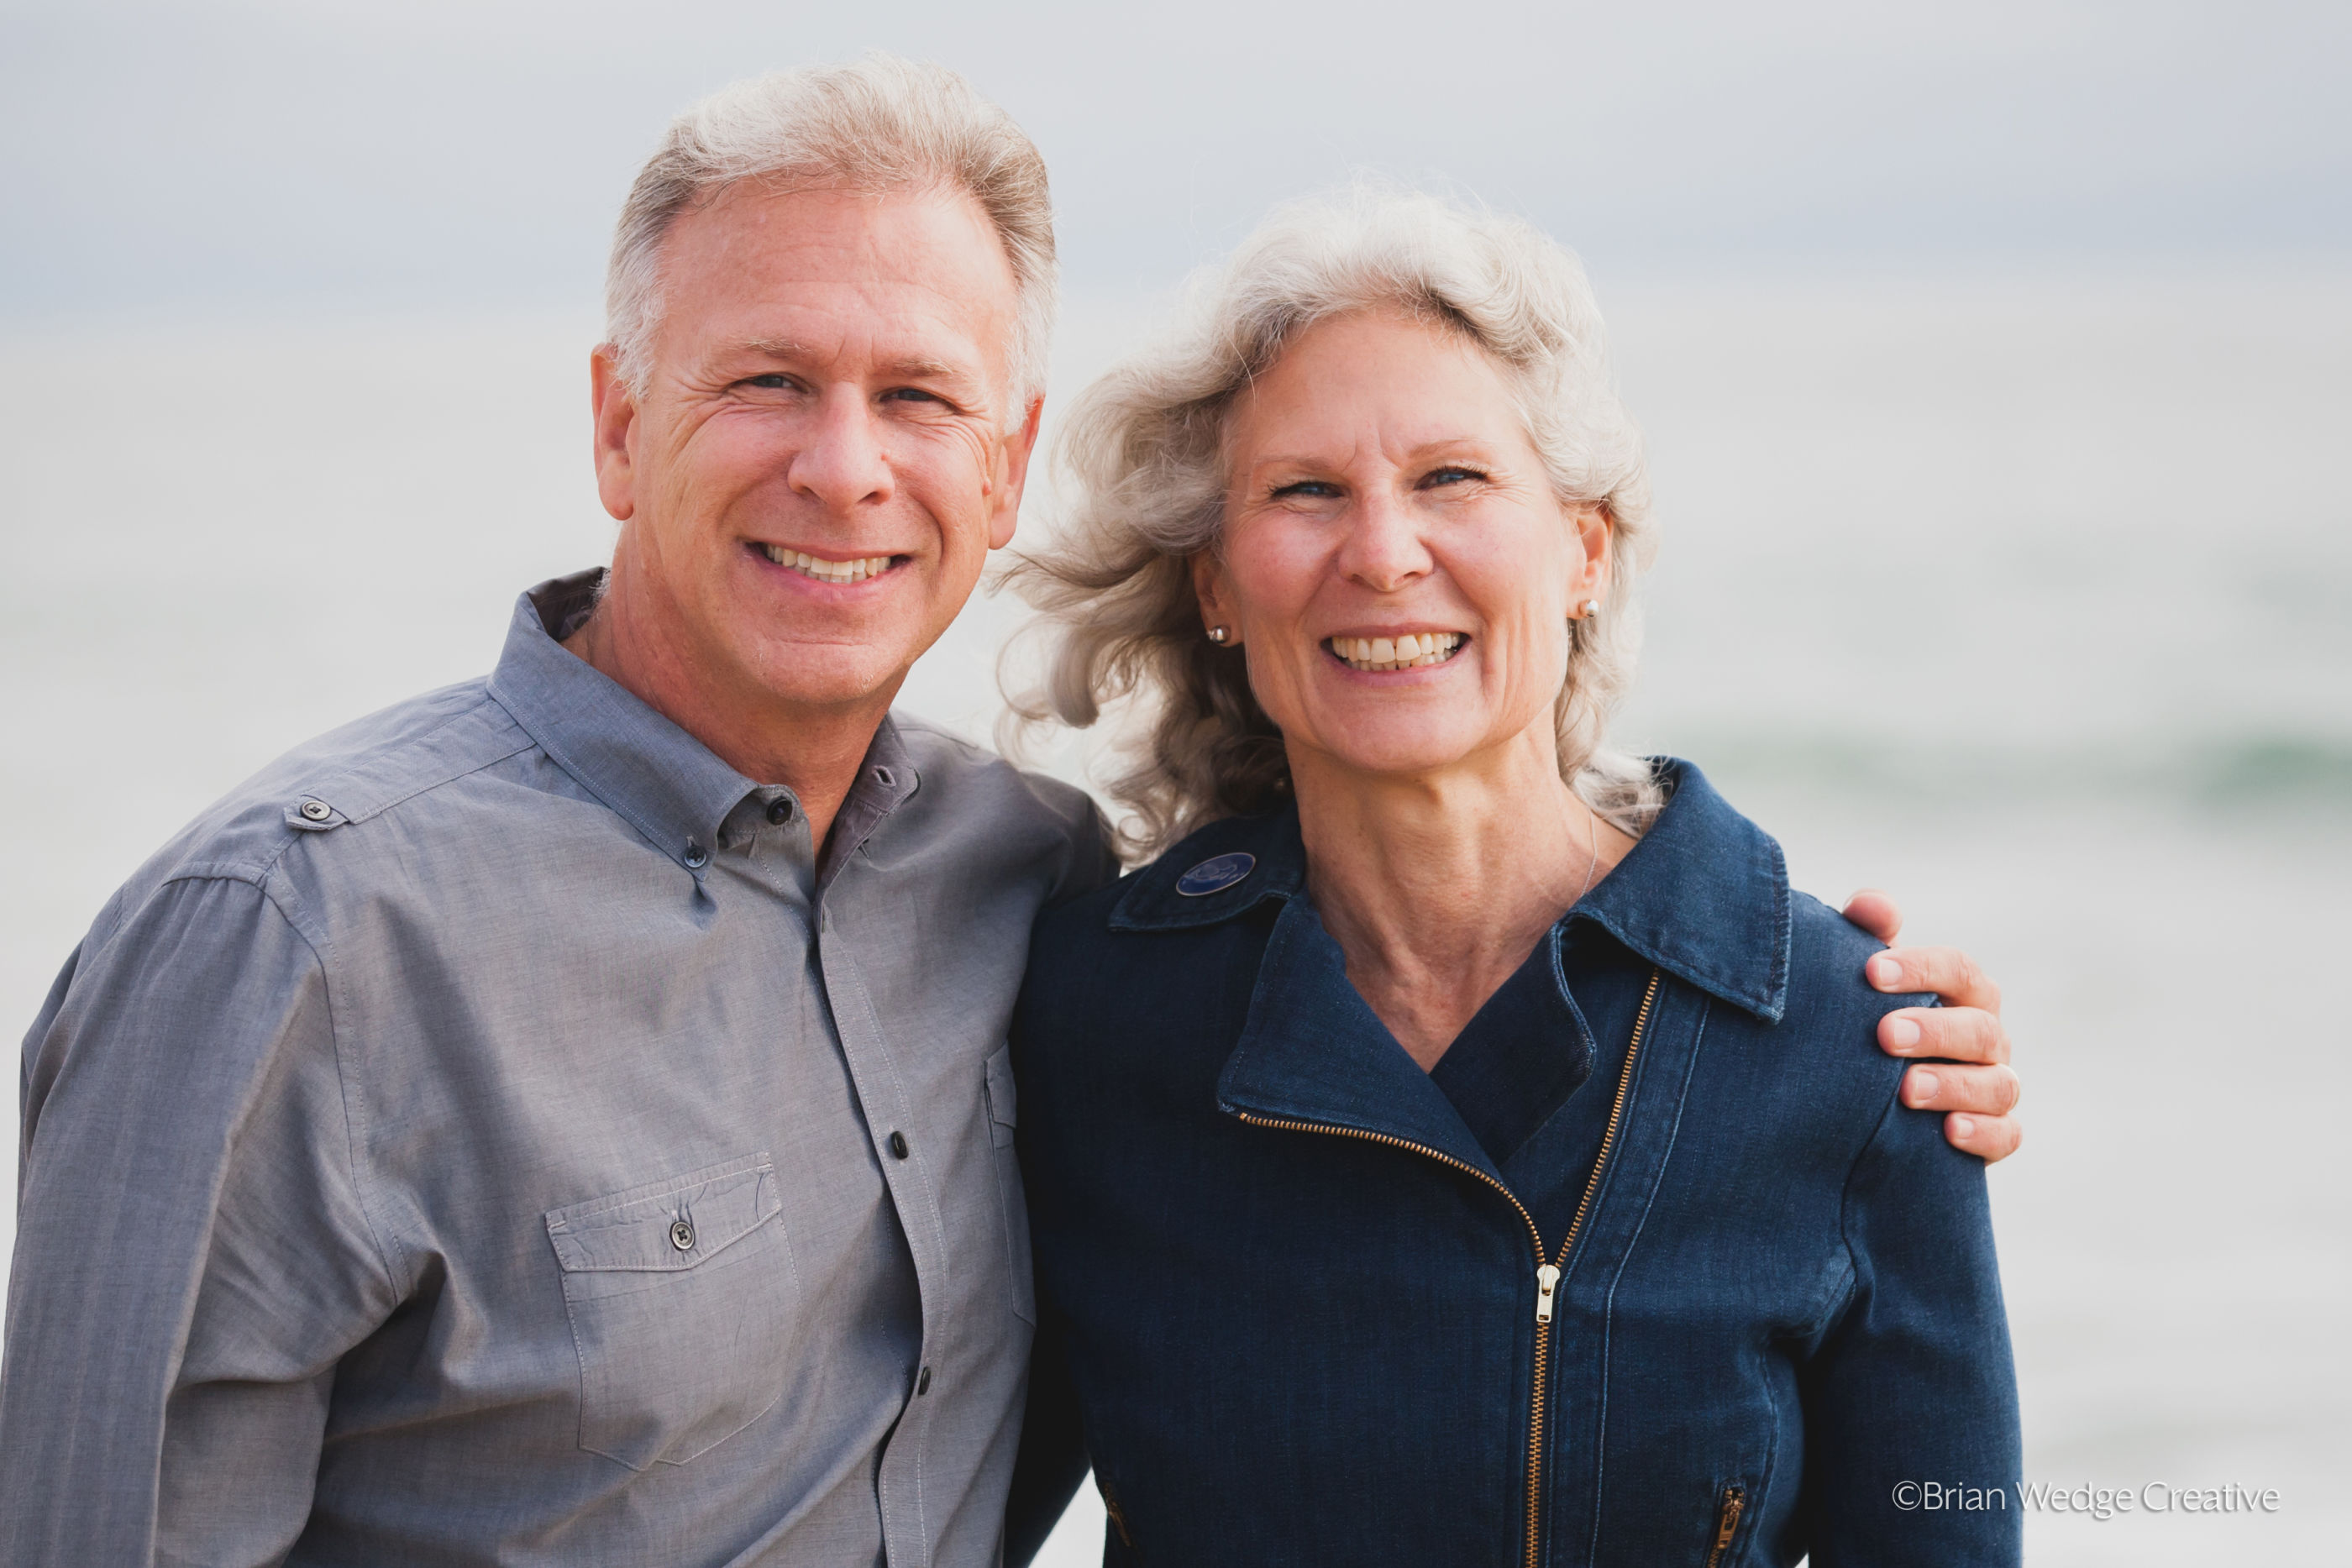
xmin=1003 ymin=191 xmax=2022 ymax=1566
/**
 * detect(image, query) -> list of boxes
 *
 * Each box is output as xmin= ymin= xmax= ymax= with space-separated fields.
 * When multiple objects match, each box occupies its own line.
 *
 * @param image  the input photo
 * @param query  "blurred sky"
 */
xmin=3 ymin=0 xmax=2346 ymax=323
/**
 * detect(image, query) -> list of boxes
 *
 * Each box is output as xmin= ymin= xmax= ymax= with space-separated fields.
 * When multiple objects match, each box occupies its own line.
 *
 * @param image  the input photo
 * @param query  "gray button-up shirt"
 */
xmin=3 ymin=571 xmax=1115 ymax=1566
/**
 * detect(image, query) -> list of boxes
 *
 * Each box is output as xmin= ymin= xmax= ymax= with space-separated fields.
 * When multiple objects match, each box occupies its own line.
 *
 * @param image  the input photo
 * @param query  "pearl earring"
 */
xmin=1579 ymin=599 xmax=1601 ymax=621
xmin=1206 ymin=626 xmax=1229 ymax=644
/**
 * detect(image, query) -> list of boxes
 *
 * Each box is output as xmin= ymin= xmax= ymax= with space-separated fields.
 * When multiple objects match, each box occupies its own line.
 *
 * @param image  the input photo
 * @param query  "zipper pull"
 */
xmin=1535 ymin=1263 xmax=1562 ymax=1324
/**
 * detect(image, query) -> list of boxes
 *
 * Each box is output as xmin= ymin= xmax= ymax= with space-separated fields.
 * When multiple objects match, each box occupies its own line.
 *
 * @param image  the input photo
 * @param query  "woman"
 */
xmin=1005 ymin=190 xmax=2020 ymax=1565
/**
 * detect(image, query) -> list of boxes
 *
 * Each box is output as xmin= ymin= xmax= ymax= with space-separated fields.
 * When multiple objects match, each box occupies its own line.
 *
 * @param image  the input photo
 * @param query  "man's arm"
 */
xmin=1840 ymin=892 xmax=2024 ymax=1163
xmin=2 ymin=874 xmax=400 ymax=1564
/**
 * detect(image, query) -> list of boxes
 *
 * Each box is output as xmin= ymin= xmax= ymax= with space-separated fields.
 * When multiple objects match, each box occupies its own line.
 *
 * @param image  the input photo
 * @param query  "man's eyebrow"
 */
xmin=881 ymin=355 xmax=974 ymax=383
xmin=729 ymin=341 xmax=978 ymax=386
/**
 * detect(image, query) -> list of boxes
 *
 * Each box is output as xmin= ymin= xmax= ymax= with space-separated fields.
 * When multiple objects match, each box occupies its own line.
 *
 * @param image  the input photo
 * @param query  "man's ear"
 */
xmin=988 ymin=395 xmax=1047 ymax=550
xmin=591 ymin=346 xmax=639 ymax=523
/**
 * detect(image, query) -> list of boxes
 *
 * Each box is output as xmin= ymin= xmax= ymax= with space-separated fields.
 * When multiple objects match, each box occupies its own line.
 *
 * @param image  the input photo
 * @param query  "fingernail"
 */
xmin=1951 ymin=1115 xmax=1976 ymax=1139
xmin=1869 ymin=956 xmax=1903 ymax=989
xmin=1885 ymin=1015 xmax=1922 ymax=1051
xmin=1909 ymin=1069 xmax=1940 ymax=1102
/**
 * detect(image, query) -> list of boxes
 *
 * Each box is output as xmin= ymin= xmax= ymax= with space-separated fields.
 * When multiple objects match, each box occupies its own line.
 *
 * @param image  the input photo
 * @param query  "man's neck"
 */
xmin=559 ymin=579 xmax=895 ymax=852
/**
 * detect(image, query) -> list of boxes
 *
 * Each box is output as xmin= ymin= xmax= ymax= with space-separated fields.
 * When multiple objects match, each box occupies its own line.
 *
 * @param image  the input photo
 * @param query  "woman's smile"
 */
xmin=1321 ymin=631 xmax=1467 ymax=673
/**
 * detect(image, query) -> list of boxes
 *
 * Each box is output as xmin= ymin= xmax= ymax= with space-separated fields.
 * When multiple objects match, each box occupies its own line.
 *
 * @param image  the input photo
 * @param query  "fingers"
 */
xmin=1840 ymin=889 xmax=1903 ymax=945
xmin=1866 ymin=945 xmax=2002 ymax=1015
xmin=1879 ymin=1005 xmax=2011 ymax=1065
xmin=1940 ymin=1109 xmax=2024 ymax=1163
xmin=1900 ymin=1060 xmax=2021 ymax=1114
xmin=1905 ymin=1063 xmax=2023 ymax=1162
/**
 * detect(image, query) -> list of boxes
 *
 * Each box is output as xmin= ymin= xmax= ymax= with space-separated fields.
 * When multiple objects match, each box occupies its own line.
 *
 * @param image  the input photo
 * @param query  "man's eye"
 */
xmin=740 ymin=374 xmax=795 ymax=391
xmin=1420 ymin=465 xmax=1486 ymax=489
xmin=882 ymin=387 xmax=948 ymax=406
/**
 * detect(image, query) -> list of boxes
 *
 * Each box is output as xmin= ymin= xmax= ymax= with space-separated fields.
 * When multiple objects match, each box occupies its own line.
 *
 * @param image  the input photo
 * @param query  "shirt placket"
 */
xmin=815 ymin=889 xmax=948 ymax=1568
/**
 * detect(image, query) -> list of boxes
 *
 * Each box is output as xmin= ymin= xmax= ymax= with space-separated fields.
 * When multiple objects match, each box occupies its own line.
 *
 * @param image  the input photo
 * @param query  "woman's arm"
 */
xmin=1843 ymin=891 xmax=2024 ymax=1162
xmin=1799 ymin=1072 xmax=2024 ymax=1566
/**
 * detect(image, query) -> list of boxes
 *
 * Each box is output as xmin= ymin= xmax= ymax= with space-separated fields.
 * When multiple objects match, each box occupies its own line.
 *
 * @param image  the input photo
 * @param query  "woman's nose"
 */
xmin=786 ymin=389 xmax=895 ymax=511
xmin=1336 ymin=490 xmax=1434 ymax=593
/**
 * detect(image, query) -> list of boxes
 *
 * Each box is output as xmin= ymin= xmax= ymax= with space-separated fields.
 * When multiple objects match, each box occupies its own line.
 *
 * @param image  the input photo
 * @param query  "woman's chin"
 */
xmin=1294 ymin=726 xmax=1504 ymax=785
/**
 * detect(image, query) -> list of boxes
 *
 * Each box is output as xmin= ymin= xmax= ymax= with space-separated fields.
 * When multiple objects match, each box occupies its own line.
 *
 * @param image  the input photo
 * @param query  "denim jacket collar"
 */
xmin=1109 ymin=758 xmax=1791 ymax=1024
xmin=486 ymin=569 xmax=918 ymax=873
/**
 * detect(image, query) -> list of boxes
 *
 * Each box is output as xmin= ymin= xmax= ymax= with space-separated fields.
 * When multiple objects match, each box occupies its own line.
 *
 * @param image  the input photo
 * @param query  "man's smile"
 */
xmin=752 ymin=543 xmax=910 ymax=585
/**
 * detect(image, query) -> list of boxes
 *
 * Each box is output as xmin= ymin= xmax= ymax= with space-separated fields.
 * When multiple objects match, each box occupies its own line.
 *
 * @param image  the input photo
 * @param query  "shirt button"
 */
xmin=766 ymin=798 xmax=794 ymax=826
xmin=916 ymin=1366 xmax=932 ymax=1397
xmin=888 ymin=1131 xmax=910 ymax=1160
xmin=684 ymin=842 xmax=710 ymax=869
xmin=669 ymin=1219 xmax=696 ymax=1251
xmin=298 ymin=800 xmax=332 ymax=821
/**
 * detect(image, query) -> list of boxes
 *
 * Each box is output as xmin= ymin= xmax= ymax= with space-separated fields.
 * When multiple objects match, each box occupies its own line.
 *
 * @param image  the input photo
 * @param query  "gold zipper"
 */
xmin=1703 ymin=1482 xmax=1746 ymax=1567
xmin=1238 ymin=969 xmax=1660 ymax=1568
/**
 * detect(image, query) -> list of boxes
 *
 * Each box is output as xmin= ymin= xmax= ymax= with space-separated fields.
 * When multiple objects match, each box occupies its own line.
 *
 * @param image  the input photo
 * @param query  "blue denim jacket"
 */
xmin=1011 ymin=763 xmax=2019 ymax=1566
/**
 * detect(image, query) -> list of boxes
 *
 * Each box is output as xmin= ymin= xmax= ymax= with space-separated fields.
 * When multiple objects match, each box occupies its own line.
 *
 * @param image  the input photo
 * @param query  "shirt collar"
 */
xmin=486 ymin=569 xmax=927 ymax=875
xmin=1110 ymin=758 xmax=1791 ymax=1022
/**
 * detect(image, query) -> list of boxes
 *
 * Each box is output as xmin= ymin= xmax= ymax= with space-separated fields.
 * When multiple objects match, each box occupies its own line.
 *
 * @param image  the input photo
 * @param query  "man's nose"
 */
xmin=1336 ymin=489 xmax=1434 ymax=593
xmin=786 ymin=389 xmax=894 ymax=511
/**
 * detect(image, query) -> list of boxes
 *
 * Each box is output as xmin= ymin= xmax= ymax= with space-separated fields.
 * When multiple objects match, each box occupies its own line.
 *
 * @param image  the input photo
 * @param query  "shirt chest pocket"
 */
xmin=544 ymin=1152 xmax=801 ymax=1471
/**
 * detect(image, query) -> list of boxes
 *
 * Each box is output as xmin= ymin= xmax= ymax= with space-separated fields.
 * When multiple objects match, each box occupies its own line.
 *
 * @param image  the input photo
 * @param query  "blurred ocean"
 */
xmin=3 ymin=270 xmax=2347 ymax=1564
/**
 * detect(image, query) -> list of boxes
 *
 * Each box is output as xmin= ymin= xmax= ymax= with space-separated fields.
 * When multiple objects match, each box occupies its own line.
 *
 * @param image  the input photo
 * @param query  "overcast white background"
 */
xmin=3 ymin=3 xmax=2349 ymax=1564
xmin=5 ymin=2 xmax=2348 ymax=312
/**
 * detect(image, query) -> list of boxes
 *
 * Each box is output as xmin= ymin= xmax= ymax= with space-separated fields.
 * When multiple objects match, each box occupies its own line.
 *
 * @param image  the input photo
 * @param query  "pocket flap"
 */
xmin=985 ymin=1044 xmax=1018 ymax=1129
xmin=545 ymin=1152 xmax=779 ymax=1274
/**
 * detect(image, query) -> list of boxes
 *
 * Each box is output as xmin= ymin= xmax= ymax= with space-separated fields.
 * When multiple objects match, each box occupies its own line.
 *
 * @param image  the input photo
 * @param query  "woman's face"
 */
xmin=1198 ymin=309 xmax=1609 ymax=786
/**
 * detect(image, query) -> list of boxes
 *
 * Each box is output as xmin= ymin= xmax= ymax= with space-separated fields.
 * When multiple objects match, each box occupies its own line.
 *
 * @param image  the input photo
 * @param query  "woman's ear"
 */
xmin=1191 ymin=552 xmax=1241 ymax=647
xmin=1568 ymin=502 xmax=1614 ymax=602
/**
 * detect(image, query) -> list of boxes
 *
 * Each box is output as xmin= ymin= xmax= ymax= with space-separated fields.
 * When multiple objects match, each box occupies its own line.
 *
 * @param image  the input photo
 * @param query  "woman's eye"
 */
xmin=1269 ymin=480 xmax=1341 ymax=501
xmin=1420 ymin=465 xmax=1486 ymax=489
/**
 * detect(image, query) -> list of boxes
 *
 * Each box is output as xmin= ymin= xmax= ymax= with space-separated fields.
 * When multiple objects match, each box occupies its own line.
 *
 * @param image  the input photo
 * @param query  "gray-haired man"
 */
xmin=1 ymin=56 xmax=2019 ymax=1567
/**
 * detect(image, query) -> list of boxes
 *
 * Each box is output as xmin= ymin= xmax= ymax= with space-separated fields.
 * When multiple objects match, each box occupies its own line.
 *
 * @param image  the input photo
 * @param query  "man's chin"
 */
xmin=743 ymin=643 xmax=918 ymax=714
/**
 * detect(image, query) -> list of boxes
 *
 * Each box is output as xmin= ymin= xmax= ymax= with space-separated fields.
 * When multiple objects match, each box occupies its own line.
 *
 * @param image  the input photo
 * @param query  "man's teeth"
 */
xmin=761 ymin=544 xmax=895 ymax=584
xmin=1328 ymin=632 xmax=1464 ymax=672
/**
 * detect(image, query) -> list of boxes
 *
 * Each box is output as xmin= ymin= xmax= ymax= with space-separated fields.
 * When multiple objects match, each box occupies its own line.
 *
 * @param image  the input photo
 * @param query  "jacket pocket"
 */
xmin=545 ymin=1151 xmax=797 ymax=1470
xmin=1701 ymin=1479 xmax=1750 ymax=1567
xmin=984 ymin=1045 xmax=1037 ymax=1324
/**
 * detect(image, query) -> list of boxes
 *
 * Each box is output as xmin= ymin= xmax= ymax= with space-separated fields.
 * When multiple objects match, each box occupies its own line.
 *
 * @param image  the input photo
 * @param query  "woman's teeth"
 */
xmin=762 ymin=544 xmax=895 ymax=584
xmin=1327 ymin=632 xmax=1464 ymax=672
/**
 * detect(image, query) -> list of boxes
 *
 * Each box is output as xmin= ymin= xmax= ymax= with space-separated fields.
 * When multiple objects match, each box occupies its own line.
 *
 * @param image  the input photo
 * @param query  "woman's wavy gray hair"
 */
xmin=1003 ymin=186 xmax=1663 ymax=860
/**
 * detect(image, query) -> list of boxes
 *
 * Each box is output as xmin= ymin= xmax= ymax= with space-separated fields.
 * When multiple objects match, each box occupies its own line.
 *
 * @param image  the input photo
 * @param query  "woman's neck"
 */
xmin=1294 ymin=732 xmax=1635 ymax=1071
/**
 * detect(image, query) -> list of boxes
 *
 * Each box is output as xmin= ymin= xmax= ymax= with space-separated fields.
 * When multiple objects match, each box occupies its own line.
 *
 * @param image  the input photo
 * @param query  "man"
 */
xmin=1 ymin=56 xmax=2019 ymax=1565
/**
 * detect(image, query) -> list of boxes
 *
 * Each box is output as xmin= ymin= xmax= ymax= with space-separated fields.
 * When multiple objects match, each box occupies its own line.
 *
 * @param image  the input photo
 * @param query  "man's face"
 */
xmin=591 ymin=181 xmax=1039 ymax=716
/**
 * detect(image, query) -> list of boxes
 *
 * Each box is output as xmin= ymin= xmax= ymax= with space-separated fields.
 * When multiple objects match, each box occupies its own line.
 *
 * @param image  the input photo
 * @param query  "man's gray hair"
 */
xmin=1003 ymin=184 xmax=1662 ymax=859
xmin=605 ymin=55 xmax=1057 ymax=407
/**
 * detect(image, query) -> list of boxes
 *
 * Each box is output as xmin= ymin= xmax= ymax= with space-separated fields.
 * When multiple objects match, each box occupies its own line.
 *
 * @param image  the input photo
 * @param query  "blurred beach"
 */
xmin=4 ymin=270 xmax=2347 ymax=1563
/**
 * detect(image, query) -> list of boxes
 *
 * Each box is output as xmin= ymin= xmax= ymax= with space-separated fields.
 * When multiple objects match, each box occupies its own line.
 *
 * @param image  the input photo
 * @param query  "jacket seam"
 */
xmin=1583 ymin=990 xmax=1707 ymax=1566
xmin=1833 ymin=1059 xmax=1912 ymax=1325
